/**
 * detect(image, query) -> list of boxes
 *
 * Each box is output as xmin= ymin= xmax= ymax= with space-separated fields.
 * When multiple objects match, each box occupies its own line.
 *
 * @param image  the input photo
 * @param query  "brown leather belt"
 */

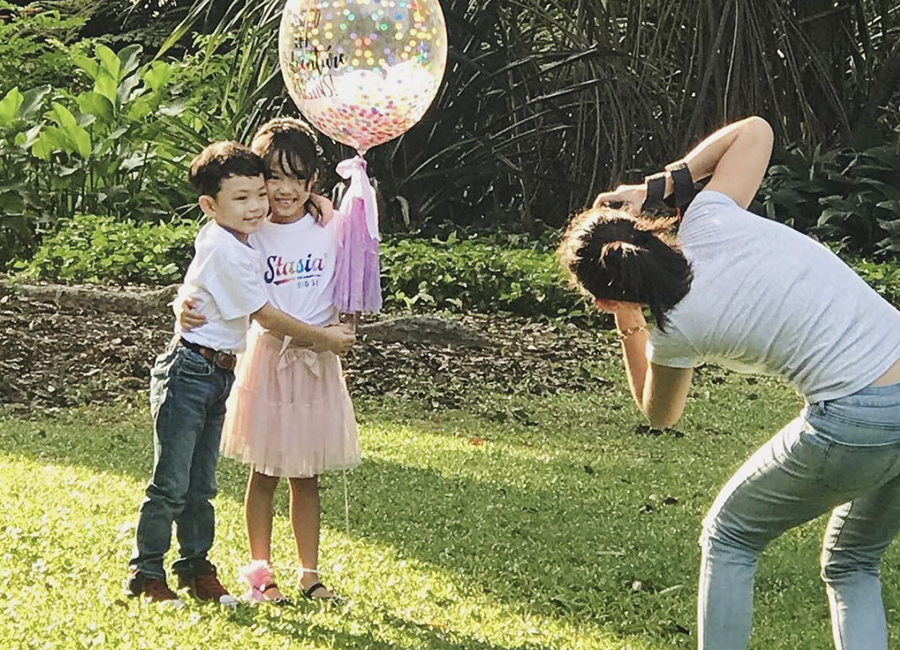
xmin=178 ymin=338 xmax=237 ymax=371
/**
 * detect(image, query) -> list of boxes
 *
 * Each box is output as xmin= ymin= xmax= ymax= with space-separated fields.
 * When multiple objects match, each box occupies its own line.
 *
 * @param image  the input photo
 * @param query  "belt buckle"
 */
xmin=212 ymin=351 xmax=236 ymax=371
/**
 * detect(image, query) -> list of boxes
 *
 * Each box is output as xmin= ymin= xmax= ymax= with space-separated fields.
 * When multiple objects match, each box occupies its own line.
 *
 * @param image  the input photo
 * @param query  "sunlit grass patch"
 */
xmin=2 ymin=370 xmax=896 ymax=648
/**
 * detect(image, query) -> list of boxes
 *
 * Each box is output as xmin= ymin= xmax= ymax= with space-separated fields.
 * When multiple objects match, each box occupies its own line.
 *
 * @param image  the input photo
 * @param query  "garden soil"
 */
xmin=0 ymin=281 xmax=615 ymax=413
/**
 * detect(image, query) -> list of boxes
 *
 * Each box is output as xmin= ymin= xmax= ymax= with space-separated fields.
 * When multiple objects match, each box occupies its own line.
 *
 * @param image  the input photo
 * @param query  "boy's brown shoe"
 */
xmin=125 ymin=571 xmax=184 ymax=607
xmin=178 ymin=564 xmax=239 ymax=606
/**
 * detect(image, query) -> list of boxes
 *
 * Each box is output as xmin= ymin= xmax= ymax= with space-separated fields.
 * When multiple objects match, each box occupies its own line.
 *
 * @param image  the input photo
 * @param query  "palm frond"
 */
xmin=165 ymin=0 xmax=900 ymax=232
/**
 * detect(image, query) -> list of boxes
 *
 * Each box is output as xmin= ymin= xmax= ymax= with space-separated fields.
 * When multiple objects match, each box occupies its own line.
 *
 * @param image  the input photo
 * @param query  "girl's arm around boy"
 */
xmin=177 ymin=298 xmax=354 ymax=355
xmin=253 ymin=303 xmax=355 ymax=355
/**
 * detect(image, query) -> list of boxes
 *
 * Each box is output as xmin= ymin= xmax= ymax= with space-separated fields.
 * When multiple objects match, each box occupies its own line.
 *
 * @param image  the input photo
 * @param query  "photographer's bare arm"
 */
xmin=685 ymin=115 xmax=773 ymax=209
xmin=595 ymin=299 xmax=692 ymax=429
xmin=589 ymin=117 xmax=775 ymax=428
xmin=593 ymin=116 xmax=774 ymax=213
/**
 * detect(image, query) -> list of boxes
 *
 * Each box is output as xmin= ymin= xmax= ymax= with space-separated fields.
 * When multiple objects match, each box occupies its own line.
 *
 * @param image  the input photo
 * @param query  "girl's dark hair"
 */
xmin=557 ymin=207 xmax=693 ymax=330
xmin=188 ymin=141 xmax=265 ymax=197
xmin=251 ymin=117 xmax=325 ymax=222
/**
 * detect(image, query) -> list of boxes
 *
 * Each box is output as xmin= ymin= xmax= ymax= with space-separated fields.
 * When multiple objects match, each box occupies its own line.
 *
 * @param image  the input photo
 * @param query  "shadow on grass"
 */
xmin=224 ymin=604 xmax=559 ymax=650
xmin=0 ymin=404 xmax=696 ymax=646
xmin=321 ymin=454 xmax=695 ymax=627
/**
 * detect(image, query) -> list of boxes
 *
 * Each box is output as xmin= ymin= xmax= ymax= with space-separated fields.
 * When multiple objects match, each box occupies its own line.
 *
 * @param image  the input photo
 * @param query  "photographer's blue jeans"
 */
xmin=699 ymin=383 xmax=900 ymax=650
xmin=129 ymin=346 xmax=234 ymax=580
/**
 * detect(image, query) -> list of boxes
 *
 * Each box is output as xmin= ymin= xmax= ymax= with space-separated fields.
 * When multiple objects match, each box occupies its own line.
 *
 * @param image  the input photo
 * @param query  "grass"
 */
xmin=3 ymin=353 xmax=900 ymax=649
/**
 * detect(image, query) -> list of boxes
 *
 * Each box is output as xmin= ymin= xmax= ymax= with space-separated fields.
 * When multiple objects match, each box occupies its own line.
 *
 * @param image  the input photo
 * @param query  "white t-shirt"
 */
xmin=249 ymin=215 xmax=338 ymax=327
xmin=646 ymin=190 xmax=900 ymax=402
xmin=174 ymin=222 xmax=268 ymax=353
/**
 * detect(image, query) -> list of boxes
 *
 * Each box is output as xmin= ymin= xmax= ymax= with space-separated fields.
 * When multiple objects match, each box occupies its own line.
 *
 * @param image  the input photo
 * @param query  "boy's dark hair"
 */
xmin=557 ymin=207 xmax=693 ymax=331
xmin=251 ymin=117 xmax=324 ymax=222
xmin=188 ymin=141 xmax=265 ymax=197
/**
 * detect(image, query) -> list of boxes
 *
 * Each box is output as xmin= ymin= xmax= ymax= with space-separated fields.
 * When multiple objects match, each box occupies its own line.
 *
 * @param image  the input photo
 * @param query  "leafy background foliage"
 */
xmin=0 ymin=1 xmax=83 ymax=97
xmin=377 ymin=232 xmax=584 ymax=316
xmin=158 ymin=0 xmax=900 ymax=235
xmin=15 ymin=213 xmax=900 ymax=317
xmin=758 ymin=143 xmax=900 ymax=257
xmin=17 ymin=213 xmax=197 ymax=284
xmin=15 ymin=214 xmax=592 ymax=317
xmin=0 ymin=40 xmax=203 ymax=265
xmin=1 ymin=0 xmax=899 ymax=273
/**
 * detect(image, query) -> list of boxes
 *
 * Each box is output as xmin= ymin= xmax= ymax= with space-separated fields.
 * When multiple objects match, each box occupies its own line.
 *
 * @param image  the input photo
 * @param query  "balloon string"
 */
xmin=343 ymin=469 xmax=350 ymax=535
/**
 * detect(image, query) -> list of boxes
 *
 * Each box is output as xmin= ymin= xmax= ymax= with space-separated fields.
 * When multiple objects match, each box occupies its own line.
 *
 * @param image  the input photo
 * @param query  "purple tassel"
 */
xmin=330 ymin=156 xmax=383 ymax=314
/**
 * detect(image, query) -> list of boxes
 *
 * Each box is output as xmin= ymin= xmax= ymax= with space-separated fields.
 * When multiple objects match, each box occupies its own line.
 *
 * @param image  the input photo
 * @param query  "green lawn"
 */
xmin=3 ymin=356 xmax=900 ymax=649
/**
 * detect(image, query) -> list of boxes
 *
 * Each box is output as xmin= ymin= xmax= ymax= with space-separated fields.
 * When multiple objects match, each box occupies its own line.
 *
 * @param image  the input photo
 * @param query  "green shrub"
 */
xmin=757 ymin=141 xmax=900 ymax=258
xmin=850 ymin=258 xmax=900 ymax=308
xmin=16 ymin=213 xmax=199 ymax=284
xmin=16 ymin=217 xmax=590 ymax=317
xmin=0 ymin=42 xmax=190 ymax=267
xmin=379 ymin=232 xmax=588 ymax=317
xmin=0 ymin=2 xmax=85 ymax=98
xmin=17 ymin=214 xmax=900 ymax=318
xmin=0 ymin=39 xmax=242 ymax=268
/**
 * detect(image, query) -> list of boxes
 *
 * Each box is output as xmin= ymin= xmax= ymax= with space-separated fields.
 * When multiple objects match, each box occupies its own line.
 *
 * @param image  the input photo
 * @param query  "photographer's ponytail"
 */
xmin=557 ymin=208 xmax=692 ymax=331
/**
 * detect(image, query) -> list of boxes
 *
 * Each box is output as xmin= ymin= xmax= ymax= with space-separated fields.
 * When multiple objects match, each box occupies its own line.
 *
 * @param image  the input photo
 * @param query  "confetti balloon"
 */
xmin=278 ymin=0 xmax=448 ymax=154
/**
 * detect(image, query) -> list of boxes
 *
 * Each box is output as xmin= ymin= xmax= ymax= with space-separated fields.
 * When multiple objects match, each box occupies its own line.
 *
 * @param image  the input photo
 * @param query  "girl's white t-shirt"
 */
xmin=646 ymin=191 xmax=900 ymax=403
xmin=175 ymin=221 xmax=268 ymax=353
xmin=249 ymin=215 xmax=338 ymax=327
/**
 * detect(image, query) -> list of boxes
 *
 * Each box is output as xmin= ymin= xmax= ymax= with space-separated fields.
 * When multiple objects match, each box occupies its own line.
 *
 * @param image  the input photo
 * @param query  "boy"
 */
xmin=125 ymin=141 xmax=355 ymax=606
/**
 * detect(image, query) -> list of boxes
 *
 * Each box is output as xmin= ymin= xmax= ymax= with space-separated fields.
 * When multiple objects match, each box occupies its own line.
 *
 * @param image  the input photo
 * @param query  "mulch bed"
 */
xmin=0 ymin=283 xmax=615 ymax=412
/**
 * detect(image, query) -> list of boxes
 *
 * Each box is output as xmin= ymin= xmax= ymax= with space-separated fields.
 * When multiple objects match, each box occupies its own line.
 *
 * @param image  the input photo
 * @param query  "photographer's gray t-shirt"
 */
xmin=646 ymin=190 xmax=900 ymax=403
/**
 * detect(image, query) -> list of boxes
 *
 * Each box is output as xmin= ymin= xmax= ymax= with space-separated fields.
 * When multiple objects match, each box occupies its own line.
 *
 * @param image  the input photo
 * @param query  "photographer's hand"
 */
xmin=592 ymin=183 xmax=647 ymax=216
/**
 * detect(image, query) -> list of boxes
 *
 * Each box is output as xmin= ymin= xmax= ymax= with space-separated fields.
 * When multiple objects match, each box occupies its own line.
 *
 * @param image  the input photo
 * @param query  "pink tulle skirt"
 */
xmin=220 ymin=327 xmax=360 ymax=478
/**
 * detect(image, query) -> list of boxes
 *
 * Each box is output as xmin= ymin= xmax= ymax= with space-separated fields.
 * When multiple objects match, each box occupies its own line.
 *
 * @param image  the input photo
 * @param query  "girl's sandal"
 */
xmin=303 ymin=582 xmax=336 ymax=601
xmin=239 ymin=560 xmax=294 ymax=606
xmin=262 ymin=582 xmax=294 ymax=607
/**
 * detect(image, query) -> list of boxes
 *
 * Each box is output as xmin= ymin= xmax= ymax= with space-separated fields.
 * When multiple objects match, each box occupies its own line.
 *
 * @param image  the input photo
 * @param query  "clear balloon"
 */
xmin=279 ymin=0 xmax=448 ymax=154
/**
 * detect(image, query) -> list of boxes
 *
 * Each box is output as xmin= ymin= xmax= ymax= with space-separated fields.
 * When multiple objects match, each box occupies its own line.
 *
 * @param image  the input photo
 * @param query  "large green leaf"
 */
xmin=116 ymin=73 xmax=143 ymax=107
xmin=31 ymin=126 xmax=69 ymax=160
xmin=65 ymin=124 xmax=92 ymax=159
xmin=143 ymin=61 xmax=174 ymax=93
xmin=117 ymin=44 xmax=143 ymax=81
xmin=16 ymin=124 xmax=42 ymax=149
xmin=76 ymin=92 xmax=115 ymax=123
xmin=0 ymin=88 xmax=23 ymax=127
xmin=95 ymin=44 xmax=121 ymax=83
xmin=49 ymin=102 xmax=79 ymax=131
xmin=94 ymin=74 xmax=118 ymax=105
xmin=18 ymin=85 xmax=51 ymax=121
xmin=126 ymin=96 xmax=152 ymax=122
xmin=71 ymin=52 xmax=100 ymax=81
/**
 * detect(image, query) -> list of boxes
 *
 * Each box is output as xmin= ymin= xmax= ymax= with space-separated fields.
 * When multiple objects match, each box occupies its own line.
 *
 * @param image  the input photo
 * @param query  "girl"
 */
xmin=182 ymin=117 xmax=360 ymax=602
xmin=557 ymin=116 xmax=900 ymax=650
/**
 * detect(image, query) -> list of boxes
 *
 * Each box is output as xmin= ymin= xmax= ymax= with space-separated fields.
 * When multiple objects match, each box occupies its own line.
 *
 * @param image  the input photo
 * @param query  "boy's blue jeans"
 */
xmin=699 ymin=383 xmax=900 ymax=650
xmin=129 ymin=345 xmax=234 ymax=580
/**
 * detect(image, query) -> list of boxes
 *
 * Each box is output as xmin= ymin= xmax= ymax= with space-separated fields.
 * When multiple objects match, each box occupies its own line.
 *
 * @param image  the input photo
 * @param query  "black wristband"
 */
xmin=663 ymin=161 xmax=695 ymax=211
xmin=641 ymin=172 xmax=667 ymax=212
